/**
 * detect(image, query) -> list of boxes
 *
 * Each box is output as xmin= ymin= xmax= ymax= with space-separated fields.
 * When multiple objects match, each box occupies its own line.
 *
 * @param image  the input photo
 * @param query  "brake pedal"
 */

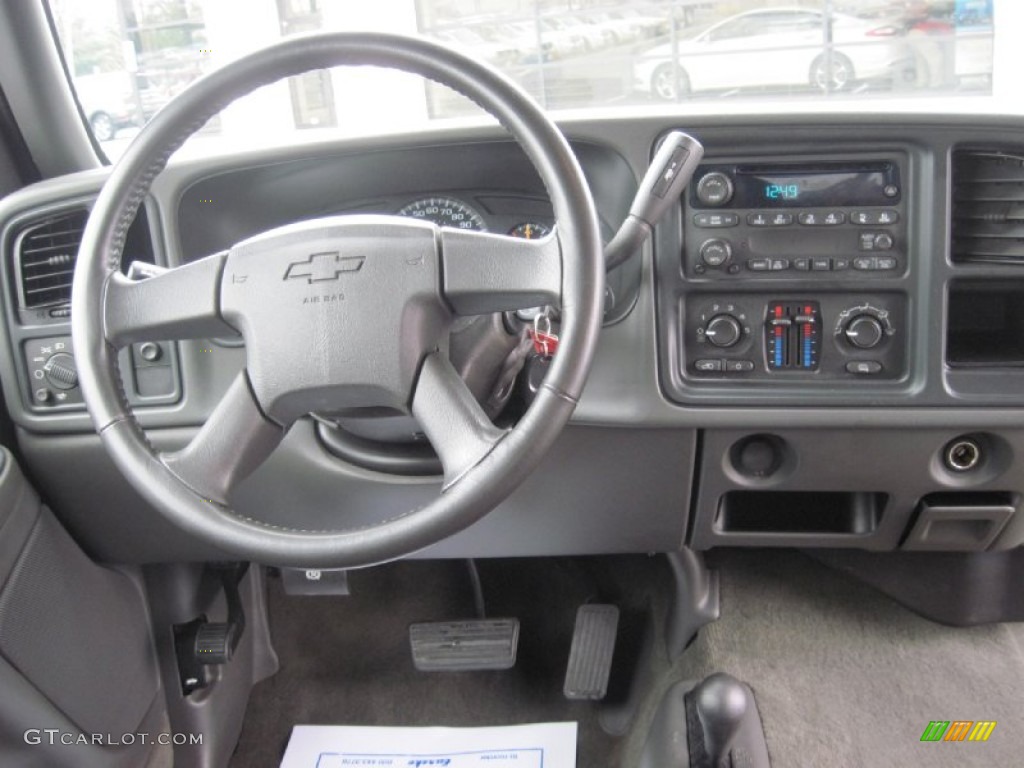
xmin=409 ymin=619 xmax=519 ymax=671
xmin=564 ymin=604 xmax=620 ymax=700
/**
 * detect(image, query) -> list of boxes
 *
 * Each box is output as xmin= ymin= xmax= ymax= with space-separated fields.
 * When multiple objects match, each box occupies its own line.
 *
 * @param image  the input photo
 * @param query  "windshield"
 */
xmin=48 ymin=0 xmax=999 ymax=160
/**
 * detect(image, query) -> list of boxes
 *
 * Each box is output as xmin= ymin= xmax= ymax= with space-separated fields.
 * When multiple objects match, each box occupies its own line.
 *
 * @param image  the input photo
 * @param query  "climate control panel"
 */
xmin=682 ymin=294 xmax=907 ymax=382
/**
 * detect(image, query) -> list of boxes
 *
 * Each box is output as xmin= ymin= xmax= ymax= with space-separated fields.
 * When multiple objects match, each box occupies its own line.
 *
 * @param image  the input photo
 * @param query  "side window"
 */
xmin=706 ymin=16 xmax=758 ymax=42
xmin=754 ymin=11 xmax=823 ymax=36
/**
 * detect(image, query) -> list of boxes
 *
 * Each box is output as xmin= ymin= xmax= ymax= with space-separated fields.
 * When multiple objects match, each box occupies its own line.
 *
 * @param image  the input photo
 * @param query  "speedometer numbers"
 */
xmin=397 ymin=197 xmax=487 ymax=231
xmin=397 ymin=198 xmax=552 ymax=241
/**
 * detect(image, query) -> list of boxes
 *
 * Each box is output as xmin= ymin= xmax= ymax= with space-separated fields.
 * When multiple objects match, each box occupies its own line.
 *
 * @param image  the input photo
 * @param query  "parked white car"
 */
xmin=72 ymin=71 xmax=141 ymax=141
xmin=633 ymin=7 xmax=913 ymax=99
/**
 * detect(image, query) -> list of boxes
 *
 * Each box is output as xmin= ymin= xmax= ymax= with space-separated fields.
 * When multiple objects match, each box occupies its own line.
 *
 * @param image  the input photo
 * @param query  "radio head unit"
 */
xmin=683 ymin=157 xmax=906 ymax=280
xmin=692 ymin=161 xmax=901 ymax=209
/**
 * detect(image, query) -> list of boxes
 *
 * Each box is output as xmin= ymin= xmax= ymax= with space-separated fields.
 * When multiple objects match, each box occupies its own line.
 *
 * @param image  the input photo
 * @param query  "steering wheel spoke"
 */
xmin=104 ymin=252 xmax=236 ymax=347
xmin=440 ymin=228 xmax=561 ymax=315
xmin=411 ymin=351 xmax=507 ymax=488
xmin=161 ymin=372 xmax=285 ymax=505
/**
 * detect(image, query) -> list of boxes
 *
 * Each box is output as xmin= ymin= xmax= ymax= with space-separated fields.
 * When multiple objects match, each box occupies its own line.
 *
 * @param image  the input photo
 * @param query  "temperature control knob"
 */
xmin=696 ymin=172 xmax=734 ymax=207
xmin=700 ymin=238 xmax=732 ymax=267
xmin=843 ymin=315 xmax=884 ymax=349
xmin=705 ymin=314 xmax=742 ymax=348
xmin=42 ymin=353 xmax=78 ymax=390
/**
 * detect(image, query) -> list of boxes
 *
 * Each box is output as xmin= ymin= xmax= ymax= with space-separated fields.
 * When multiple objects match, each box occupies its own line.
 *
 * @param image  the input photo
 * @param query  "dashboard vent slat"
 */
xmin=14 ymin=209 xmax=88 ymax=309
xmin=952 ymin=150 xmax=1024 ymax=264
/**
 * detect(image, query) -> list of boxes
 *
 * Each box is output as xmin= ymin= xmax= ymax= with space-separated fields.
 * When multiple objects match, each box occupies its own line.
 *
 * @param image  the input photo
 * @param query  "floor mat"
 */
xmin=651 ymin=550 xmax=1024 ymax=768
xmin=230 ymin=558 xmax=662 ymax=768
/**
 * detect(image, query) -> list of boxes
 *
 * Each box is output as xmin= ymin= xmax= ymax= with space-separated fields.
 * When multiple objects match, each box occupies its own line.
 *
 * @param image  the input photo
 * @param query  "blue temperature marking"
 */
xmin=803 ymin=338 xmax=812 ymax=368
xmin=775 ymin=340 xmax=783 ymax=368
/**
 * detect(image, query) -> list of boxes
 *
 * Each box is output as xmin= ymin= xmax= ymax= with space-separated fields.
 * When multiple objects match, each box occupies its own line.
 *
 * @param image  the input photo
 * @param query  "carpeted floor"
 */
xmin=231 ymin=551 xmax=1024 ymax=767
xmin=229 ymin=556 xmax=663 ymax=768
xmin=617 ymin=549 xmax=1024 ymax=767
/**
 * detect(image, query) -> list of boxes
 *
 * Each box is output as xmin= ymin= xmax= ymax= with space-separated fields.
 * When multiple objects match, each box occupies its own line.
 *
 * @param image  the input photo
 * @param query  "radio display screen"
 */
xmin=732 ymin=163 xmax=898 ymax=208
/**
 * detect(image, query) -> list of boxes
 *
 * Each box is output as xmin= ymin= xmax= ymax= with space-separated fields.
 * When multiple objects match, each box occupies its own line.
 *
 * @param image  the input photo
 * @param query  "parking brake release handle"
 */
xmin=605 ymin=130 xmax=703 ymax=271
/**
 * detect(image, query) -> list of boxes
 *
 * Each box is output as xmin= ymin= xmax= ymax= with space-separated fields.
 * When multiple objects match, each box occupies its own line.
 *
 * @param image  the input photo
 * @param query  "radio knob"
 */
xmin=696 ymin=172 xmax=734 ymax=207
xmin=705 ymin=314 xmax=742 ymax=348
xmin=700 ymin=238 xmax=732 ymax=267
xmin=843 ymin=315 xmax=884 ymax=349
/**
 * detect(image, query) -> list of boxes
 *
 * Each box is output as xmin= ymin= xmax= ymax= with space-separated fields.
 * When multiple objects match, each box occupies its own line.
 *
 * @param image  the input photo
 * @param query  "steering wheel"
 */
xmin=71 ymin=33 xmax=604 ymax=567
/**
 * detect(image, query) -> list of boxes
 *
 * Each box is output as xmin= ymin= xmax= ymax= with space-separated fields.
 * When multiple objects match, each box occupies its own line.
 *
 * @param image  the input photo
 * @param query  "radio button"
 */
xmin=747 ymin=259 xmax=770 ymax=271
xmin=696 ymin=172 xmax=735 ymax=206
xmin=876 ymin=256 xmax=898 ymax=270
xmin=874 ymin=233 xmax=894 ymax=251
xmin=798 ymin=212 xmax=819 ymax=225
xmin=769 ymin=258 xmax=790 ymax=271
xmin=700 ymin=238 xmax=732 ymax=267
xmin=695 ymin=359 xmax=723 ymax=372
xmin=823 ymin=211 xmax=846 ymax=225
xmin=851 ymin=210 xmax=900 ymax=226
xmin=747 ymin=212 xmax=794 ymax=227
xmin=833 ymin=257 xmax=851 ymax=271
xmin=812 ymin=257 xmax=831 ymax=271
xmin=793 ymin=257 xmax=811 ymax=271
xmin=694 ymin=212 xmax=739 ymax=228
xmin=853 ymin=256 xmax=876 ymax=270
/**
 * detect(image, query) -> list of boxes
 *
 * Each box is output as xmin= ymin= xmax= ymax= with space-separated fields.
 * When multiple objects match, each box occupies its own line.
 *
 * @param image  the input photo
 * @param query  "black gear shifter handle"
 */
xmin=604 ymin=130 xmax=704 ymax=270
xmin=639 ymin=671 xmax=770 ymax=768
xmin=695 ymin=672 xmax=749 ymax=767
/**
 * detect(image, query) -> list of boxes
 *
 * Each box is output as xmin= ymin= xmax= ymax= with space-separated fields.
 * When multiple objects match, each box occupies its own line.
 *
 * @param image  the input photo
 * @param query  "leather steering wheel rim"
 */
xmin=71 ymin=32 xmax=604 ymax=568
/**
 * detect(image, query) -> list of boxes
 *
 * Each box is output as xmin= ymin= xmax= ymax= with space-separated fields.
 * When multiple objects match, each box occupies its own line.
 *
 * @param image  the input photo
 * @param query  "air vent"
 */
xmin=15 ymin=208 xmax=88 ymax=309
xmin=952 ymin=149 xmax=1024 ymax=264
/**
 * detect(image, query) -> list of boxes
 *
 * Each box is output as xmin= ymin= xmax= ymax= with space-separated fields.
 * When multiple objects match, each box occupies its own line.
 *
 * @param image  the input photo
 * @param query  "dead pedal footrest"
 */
xmin=409 ymin=619 xmax=519 ymax=671
xmin=564 ymin=604 xmax=620 ymax=700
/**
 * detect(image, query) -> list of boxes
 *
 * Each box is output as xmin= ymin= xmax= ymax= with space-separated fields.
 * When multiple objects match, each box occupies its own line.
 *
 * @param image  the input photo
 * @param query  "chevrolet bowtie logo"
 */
xmin=284 ymin=252 xmax=365 ymax=283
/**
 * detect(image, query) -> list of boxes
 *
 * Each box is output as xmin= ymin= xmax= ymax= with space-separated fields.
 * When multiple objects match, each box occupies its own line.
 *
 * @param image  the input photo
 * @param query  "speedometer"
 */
xmin=397 ymin=197 xmax=488 ymax=231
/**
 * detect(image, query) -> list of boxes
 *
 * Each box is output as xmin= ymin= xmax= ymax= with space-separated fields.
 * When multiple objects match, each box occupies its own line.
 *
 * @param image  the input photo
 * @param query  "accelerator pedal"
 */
xmin=409 ymin=619 xmax=519 ymax=671
xmin=564 ymin=604 xmax=620 ymax=700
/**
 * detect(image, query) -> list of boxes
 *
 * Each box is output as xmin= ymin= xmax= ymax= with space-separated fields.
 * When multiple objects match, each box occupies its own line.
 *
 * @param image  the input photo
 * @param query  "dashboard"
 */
xmin=2 ymin=113 xmax=1024 ymax=564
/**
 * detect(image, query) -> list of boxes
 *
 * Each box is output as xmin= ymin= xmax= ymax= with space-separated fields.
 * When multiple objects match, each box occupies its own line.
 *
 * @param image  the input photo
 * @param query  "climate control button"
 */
xmin=835 ymin=304 xmax=895 ymax=351
xmin=704 ymin=314 xmax=743 ymax=348
xmin=843 ymin=315 xmax=884 ymax=349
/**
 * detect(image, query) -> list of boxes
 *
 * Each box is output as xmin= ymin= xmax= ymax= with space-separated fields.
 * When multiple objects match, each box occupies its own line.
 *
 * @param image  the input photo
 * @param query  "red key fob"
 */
xmin=529 ymin=329 xmax=559 ymax=358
